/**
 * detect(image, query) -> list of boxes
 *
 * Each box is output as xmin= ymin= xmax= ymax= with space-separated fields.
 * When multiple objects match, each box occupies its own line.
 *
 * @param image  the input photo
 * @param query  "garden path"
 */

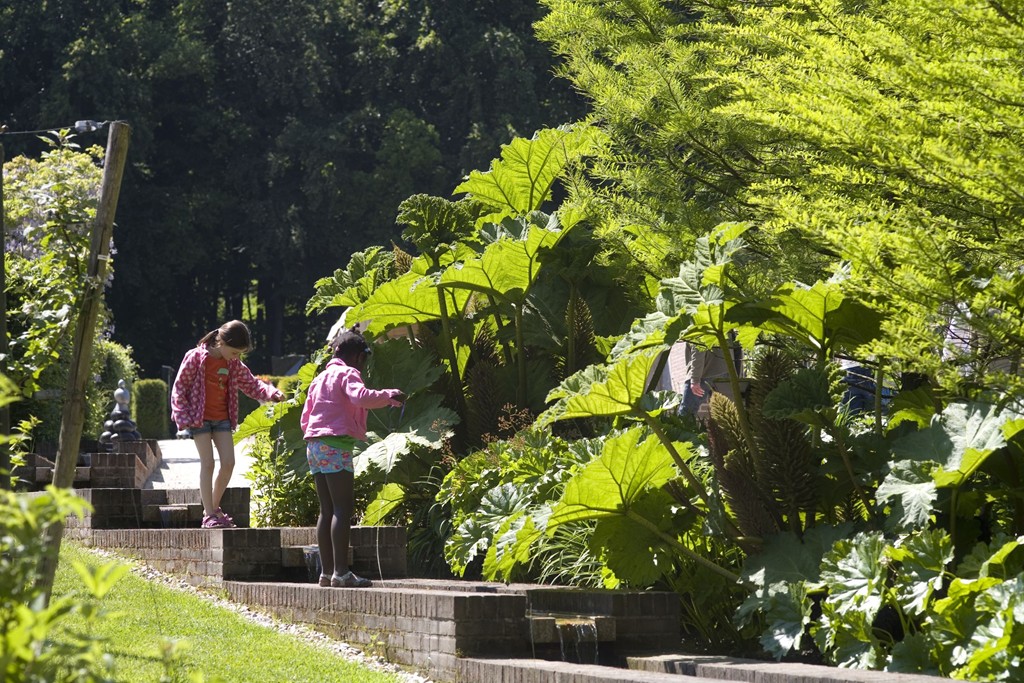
xmin=143 ymin=437 xmax=256 ymax=490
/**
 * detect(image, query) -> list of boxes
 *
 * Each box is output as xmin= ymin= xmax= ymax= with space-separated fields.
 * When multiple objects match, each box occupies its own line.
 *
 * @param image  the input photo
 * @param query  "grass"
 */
xmin=52 ymin=542 xmax=401 ymax=683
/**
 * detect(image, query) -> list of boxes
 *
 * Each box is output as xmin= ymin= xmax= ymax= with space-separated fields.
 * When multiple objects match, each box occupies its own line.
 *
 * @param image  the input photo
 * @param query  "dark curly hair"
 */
xmin=332 ymin=327 xmax=372 ymax=361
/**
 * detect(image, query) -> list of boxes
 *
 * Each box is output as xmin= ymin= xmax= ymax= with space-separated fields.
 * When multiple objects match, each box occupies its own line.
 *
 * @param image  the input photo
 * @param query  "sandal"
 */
xmin=331 ymin=571 xmax=372 ymax=588
xmin=213 ymin=508 xmax=236 ymax=528
xmin=201 ymin=514 xmax=225 ymax=529
xmin=318 ymin=574 xmax=332 ymax=587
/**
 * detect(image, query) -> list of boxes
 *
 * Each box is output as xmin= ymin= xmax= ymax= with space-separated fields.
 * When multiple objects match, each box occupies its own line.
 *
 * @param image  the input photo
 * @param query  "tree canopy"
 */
xmin=1 ymin=0 xmax=585 ymax=375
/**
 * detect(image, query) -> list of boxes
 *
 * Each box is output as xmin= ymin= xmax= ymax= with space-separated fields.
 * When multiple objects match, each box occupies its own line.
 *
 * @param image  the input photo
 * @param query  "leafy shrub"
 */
xmin=245 ymin=433 xmax=317 ymax=527
xmin=11 ymin=338 xmax=138 ymax=453
xmin=238 ymin=375 xmax=293 ymax=423
xmin=1 ymin=486 xmax=128 ymax=682
xmin=13 ymin=359 xmax=65 ymax=453
xmin=134 ymin=378 xmax=169 ymax=439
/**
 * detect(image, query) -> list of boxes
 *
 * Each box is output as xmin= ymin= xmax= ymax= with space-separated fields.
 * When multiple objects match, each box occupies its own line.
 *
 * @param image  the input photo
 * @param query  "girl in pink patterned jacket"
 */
xmin=171 ymin=320 xmax=283 ymax=529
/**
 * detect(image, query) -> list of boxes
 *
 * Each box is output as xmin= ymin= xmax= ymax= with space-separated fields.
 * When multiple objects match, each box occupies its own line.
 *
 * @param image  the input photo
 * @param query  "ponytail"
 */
xmin=198 ymin=320 xmax=253 ymax=350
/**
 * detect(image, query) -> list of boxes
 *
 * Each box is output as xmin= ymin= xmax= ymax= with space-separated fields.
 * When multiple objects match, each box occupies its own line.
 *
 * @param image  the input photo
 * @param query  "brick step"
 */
xmin=24 ymin=453 xmax=56 ymax=467
xmin=140 ymin=488 xmax=249 ymax=528
xmin=35 ymin=466 xmax=91 ymax=484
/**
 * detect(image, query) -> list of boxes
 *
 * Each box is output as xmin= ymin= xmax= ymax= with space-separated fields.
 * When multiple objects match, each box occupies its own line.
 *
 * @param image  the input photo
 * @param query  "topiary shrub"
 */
xmin=134 ymin=378 xmax=169 ymax=438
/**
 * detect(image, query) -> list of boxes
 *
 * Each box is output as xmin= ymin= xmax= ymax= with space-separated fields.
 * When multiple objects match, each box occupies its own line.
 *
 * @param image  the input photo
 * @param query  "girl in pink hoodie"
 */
xmin=300 ymin=327 xmax=403 ymax=588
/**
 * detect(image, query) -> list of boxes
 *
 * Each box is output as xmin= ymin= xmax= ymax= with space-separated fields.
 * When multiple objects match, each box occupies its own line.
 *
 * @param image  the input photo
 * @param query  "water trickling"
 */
xmin=556 ymin=618 xmax=599 ymax=664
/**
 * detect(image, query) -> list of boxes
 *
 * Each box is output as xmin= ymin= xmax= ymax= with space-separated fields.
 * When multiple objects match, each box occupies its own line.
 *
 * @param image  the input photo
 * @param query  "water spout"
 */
xmin=556 ymin=618 xmax=598 ymax=664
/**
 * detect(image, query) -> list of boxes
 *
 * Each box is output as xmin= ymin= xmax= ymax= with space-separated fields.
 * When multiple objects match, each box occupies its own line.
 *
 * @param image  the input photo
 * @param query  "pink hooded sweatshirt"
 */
xmin=301 ymin=358 xmax=400 ymax=441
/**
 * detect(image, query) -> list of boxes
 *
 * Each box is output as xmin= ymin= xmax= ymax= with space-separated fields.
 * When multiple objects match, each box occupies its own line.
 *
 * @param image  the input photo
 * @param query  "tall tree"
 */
xmin=0 ymin=0 xmax=585 ymax=376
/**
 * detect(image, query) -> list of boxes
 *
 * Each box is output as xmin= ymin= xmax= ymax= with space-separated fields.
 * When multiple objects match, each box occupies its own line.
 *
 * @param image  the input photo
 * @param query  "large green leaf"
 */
xmin=353 ymin=430 xmax=444 ymax=477
xmin=890 ymin=402 xmax=1011 ymax=489
xmin=736 ymin=526 xmax=854 ymax=658
xmin=820 ymin=532 xmax=888 ymax=620
xmin=737 ymin=581 xmax=812 ymax=660
xmin=876 ymin=460 xmax=938 ymax=531
xmin=482 ymin=510 xmax=531 ymax=580
xmin=447 ymin=483 xmax=539 ymax=577
xmin=346 ymin=271 xmax=472 ymax=336
xmin=548 ymin=427 xmax=680 ymax=526
xmin=815 ymin=605 xmax=883 ymax=669
xmin=888 ymin=530 xmax=953 ymax=617
xmin=454 ymin=124 xmax=604 ymax=217
xmin=539 ymin=349 xmax=660 ymax=425
xmin=729 ymin=280 xmax=883 ymax=356
xmin=234 ymin=397 xmax=303 ymax=442
xmin=740 ymin=525 xmax=853 ymax=589
xmin=365 ymin=337 xmax=445 ymax=395
xmin=306 ymin=246 xmax=391 ymax=314
xmin=446 ymin=515 xmax=492 ymax=576
xmin=658 ymin=236 xmax=724 ymax=317
xmin=887 ymin=386 xmax=940 ymax=431
xmin=438 ymin=225 xmax=567 ymax=305
xmin=608 ymin=314 xmax=673 ymax=360
xmin=363 ymin=483 xmax=406 ymax=525
xmin=958 ymin=536 xmax=1024 ymax=580
xmin=590 ymin=489 xmax=681 ymax=587
xmin=396 ymin=194 xmax=477 ymax=258
xmin=761 ymin=366 xmax=835 ymax=428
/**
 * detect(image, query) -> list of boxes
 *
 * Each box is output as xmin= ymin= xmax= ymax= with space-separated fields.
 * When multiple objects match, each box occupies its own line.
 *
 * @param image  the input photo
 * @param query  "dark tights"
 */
xmin=313 ymin=470 xmax=354 ymax=577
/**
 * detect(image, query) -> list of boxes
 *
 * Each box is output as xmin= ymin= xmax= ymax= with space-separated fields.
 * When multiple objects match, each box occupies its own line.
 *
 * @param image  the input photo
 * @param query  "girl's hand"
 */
xmin=272 ymin=390 xmax=285 ymax=402
xmin=386 ymin=389 xmax=405 ymax=407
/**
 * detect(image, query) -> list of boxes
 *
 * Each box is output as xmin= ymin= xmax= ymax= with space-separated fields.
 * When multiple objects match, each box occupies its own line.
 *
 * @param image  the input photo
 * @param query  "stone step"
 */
xmin=139 ymin=488 xmax=249 ymax=528
xmin=35 ymin=466 xmax=91 ymax=483
xmin=24 ymin=453 xmax=56 ymax=467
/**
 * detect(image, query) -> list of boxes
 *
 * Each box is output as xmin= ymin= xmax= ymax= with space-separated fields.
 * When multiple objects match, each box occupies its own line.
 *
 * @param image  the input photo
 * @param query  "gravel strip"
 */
xmin=91 ymin=548 xmax=433 ymax=683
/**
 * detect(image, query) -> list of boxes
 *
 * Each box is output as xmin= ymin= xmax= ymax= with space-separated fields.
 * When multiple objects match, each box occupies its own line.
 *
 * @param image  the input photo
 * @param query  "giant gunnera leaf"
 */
xmin=538 ymin=349 xmax=661 ymax=426
xmin=548 ymin=426 xmax=679 ymax=527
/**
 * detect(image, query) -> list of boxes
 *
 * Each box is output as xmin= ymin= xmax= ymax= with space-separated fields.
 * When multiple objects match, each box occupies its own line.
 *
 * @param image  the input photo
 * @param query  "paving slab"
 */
xmin=144 ymin=437 xmax=256 ymax=490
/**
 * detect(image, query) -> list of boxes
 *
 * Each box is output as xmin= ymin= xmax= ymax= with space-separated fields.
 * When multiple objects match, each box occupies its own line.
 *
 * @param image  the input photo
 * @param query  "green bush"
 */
xmin=10 ymin=337 xmax=137 ymax=453
xmin=134 ymin=378 xmax=169 ymax=439
xmin=1 ymin=487 xmax=126 ymax=682
xmin=245 ymin=433 xmax=317 ymax=527
xmin=14 ymin=360 xmax=65 ymax=454
xmin=238 ymin=375 xmax=297 ymax=422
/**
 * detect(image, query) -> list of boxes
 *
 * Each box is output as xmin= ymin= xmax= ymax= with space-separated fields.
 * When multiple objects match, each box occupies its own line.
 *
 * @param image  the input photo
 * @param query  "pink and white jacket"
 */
xmin=301 ymin=358 xmax=401 ymax=441
xmin=171 ymin=345 xmax=283 ymax=430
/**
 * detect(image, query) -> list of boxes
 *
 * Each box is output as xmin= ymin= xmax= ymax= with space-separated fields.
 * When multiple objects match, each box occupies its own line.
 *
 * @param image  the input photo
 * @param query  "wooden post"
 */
xmin=35 ymin=121 xmax=131 ymax=603
xmin=0 ymin=142 xmax=8 ymax=490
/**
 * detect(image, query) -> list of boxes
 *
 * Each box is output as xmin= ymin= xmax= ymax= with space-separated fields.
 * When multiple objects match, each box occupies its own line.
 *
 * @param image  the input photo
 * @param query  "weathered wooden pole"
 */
xmin=0 ymin=142 xmax=9 ymax=490
xmin=36 ymin=121 xmax=131 ymax=602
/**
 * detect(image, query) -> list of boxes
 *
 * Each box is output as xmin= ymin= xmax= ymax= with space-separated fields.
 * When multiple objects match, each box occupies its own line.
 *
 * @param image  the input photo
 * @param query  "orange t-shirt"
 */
xmin=202 ymin=357 xmax=230 ymax=421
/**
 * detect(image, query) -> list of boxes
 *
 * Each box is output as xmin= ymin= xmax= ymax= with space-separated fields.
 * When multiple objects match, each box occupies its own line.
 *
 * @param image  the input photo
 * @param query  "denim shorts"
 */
xmin=190 ymin=419 xmax=232 ymax=436
xmin=306 ymin=437 xmax=355 ymax=475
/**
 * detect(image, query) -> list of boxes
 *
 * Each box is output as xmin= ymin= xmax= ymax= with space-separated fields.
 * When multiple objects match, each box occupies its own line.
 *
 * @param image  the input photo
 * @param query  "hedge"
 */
xmin=134 ymin=378 xmax=169 ymax=439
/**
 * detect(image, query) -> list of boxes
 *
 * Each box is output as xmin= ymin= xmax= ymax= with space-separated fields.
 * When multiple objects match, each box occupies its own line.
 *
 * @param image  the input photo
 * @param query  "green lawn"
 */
xmin=52 ymin=542 xmax=401 ymax=683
